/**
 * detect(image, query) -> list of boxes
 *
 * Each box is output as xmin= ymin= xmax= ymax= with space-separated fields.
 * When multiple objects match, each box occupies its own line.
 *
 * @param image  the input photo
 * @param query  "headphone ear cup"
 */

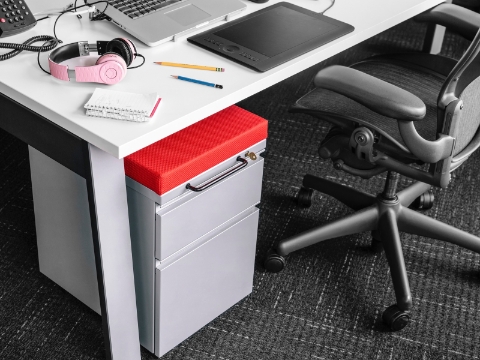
xmin=105 ymin=38 xmax=134 ymax=66
xmin=96 ymin=52 xmax=127 ymax=71
xmin=122 ymin=38 xmax=138 ymax=59
xmin=95 ymin=52 xmax=128 ymax=84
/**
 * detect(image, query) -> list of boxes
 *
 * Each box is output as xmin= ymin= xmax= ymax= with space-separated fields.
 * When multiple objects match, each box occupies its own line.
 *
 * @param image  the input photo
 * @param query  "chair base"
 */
xmin=265 ymin=173 xmax=480 ymax=330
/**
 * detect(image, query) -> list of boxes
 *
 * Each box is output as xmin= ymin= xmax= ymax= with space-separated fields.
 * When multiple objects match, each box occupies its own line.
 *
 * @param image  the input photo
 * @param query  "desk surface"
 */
xmin=1 ymin=0 xmax=443 ymax=159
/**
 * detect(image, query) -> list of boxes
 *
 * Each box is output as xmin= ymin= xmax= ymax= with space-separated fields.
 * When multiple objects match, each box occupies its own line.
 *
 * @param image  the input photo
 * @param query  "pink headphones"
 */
xmin=48 ymin=38 xmax=138 ymax=85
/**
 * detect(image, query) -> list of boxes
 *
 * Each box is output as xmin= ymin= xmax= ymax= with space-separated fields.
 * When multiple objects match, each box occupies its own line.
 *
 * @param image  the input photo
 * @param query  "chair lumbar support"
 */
xmin=264 ymin=170 xmax=480 ymax=331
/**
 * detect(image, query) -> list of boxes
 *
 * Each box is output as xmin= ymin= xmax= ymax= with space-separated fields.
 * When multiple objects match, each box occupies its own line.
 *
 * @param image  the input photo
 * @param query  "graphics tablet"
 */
xmin=187 ymin=2 xmax=354 ymax=72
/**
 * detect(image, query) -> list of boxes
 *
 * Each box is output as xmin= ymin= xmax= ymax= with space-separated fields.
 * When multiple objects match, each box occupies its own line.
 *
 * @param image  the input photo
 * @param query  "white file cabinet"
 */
xmin=127 ymin=140 xmax=265 ymax=356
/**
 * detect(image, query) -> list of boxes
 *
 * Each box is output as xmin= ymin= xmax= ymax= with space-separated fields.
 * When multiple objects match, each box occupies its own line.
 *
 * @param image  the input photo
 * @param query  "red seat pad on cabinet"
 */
xmin=124 ymin=105 xmax=268 ymax=195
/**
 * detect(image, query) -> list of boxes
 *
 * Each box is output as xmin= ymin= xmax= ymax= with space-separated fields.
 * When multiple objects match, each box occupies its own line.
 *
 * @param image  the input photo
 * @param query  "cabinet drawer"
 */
xmin=126 ymin=140 xmax=266 ymax=206
xmin=154 ymin=207 xmax=259 ymax=357
xmin=155 ymin=156 xmax=263 ymax=261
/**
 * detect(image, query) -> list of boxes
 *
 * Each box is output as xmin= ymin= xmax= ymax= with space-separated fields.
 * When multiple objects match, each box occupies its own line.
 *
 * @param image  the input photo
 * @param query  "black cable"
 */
xmin=52 ymin=10 xmax=69 ymax=42
xmin=74 ymin=0 xmax=90 ymax=13
xmin=322 ymin=0 xmax=336 ymax=15
xmin=81 ymin=1 xmax=110 ymax=20
xmin=74 ymin=0 xmax=89 ymax=18
xmin=74 ymin=0 xmax=82 ymax=18
xmin=53 ymin=1 xmax=110 ymax=42
xmin=128 ymin=54 xmax=146 ymax=69
xmin=0 ymin=35 xmax=59 ymax=61
xmin=37 ymin=39 xmax=57 ymax=74
xmin=1 ymin=0 xmax=145 ymax=74
xmin=51 ymin=1 xmax=145 ymax=70
xmin=37 ymin=1 xmax=109 ymax=74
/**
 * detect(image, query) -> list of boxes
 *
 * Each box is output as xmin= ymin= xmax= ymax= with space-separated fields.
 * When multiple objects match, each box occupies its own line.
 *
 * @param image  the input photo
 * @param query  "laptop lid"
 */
xmin=102 ymin=0 xmax=246 ymax=47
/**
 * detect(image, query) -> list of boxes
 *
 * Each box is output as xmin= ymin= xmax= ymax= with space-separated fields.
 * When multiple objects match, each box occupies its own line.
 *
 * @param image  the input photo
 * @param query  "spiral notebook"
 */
xmin=84 ymin=88 xmax=162 ymax=122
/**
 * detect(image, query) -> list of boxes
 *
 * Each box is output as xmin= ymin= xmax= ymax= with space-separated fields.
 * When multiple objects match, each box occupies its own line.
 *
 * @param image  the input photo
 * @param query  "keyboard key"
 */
xmin=115 ymin=0 xmax=184 ymax=18
xmin=151 ymin=3 xmax=169 ymax=10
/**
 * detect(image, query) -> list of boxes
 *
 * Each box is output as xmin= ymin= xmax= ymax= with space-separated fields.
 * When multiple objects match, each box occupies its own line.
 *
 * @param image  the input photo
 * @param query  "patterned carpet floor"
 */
xmin=1 ymin=18 xmax=479 ymax=360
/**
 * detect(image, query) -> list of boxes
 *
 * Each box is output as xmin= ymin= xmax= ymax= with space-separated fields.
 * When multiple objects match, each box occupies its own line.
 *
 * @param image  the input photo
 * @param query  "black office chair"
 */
xmin=264 ymin=3 xmax=480 ymax=331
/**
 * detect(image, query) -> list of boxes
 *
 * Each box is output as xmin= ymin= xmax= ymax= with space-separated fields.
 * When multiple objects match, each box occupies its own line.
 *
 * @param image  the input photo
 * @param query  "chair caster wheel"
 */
xmin=382 ymin=304 xmax=410 ymax=331
xmin=411 ymin=188 xmax=434 ymax=210
xmin=264 ymin=251 xmax=286 ymax=273
xmin=297 ymin=187 xmax=313 ymax=208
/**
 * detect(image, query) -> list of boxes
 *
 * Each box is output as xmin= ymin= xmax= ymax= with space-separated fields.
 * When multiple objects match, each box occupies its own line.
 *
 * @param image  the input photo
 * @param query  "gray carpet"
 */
xmin=1 ymin=19 xmax=479 ymax=360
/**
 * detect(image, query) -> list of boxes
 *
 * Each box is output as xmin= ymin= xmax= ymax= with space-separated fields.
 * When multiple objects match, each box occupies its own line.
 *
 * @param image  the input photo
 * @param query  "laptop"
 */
xmin=101 ymin=0 xmax=247 ymax=47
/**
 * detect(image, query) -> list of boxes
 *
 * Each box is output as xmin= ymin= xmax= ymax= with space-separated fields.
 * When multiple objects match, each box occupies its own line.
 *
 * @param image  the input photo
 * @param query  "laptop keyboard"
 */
xmin=109 ymin=0 xmax=184 ymax=19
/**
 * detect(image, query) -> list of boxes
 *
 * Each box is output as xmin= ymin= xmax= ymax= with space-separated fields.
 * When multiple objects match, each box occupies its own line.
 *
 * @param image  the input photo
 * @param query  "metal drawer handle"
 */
xmin=186 ymin=156 xmax=248 ymax=192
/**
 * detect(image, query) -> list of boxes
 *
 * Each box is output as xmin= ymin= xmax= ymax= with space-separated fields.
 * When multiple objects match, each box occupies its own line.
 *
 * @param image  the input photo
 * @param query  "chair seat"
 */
xmin=294 ymin=54 xmax=450 ymax=156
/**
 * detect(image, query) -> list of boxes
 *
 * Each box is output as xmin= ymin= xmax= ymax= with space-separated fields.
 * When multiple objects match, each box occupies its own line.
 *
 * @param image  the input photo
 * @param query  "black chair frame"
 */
xmin=265 ymin=4 xmax=480 ymax=331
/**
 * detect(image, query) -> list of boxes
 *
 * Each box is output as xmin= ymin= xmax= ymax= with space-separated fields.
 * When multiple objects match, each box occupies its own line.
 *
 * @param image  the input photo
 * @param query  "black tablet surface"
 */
xmin=187 ymin=2 xmax=354 ymax=72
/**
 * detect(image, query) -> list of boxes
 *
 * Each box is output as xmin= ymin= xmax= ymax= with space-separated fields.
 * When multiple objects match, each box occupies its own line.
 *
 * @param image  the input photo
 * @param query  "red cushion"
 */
xmin=125 ymin=105 xmax=268 ymax=195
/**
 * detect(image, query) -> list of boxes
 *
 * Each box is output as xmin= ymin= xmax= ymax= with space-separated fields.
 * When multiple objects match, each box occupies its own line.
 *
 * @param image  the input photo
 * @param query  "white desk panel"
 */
xmin=0 ymin=0 xmax=443 ymax=158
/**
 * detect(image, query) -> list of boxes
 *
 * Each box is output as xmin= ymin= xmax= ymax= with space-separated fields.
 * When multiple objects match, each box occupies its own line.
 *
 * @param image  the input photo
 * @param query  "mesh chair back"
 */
xmin=438 ymin=29 xmax=480 ymax=158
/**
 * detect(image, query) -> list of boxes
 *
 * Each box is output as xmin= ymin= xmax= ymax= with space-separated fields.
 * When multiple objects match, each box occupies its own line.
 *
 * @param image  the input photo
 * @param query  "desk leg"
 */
xmin=83 ymin=143 xmax=141 ymax=360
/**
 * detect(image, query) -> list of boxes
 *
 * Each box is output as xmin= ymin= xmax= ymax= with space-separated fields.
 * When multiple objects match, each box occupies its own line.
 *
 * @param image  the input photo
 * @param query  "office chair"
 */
xmin=264 ymin=3 xmax=480 ymax=331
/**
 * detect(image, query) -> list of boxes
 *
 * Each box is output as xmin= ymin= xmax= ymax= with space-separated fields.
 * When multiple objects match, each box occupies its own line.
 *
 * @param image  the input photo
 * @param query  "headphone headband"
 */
xmin=48 ymin=40 xmax=132 ymax=84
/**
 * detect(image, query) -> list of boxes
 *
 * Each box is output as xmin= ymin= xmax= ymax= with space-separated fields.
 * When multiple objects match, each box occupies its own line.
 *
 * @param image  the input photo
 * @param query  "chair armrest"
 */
xmin=314 ymin=65 xmax=455 ymax=164
xmin=415 ymin=4 xmax=480 ymax=41
xmin=313 ymin=65 xmax=426 ymax=122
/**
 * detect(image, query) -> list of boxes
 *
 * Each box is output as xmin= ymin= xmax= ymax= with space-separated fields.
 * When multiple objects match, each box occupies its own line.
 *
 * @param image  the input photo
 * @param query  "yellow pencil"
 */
xmin=154 ymin=62 xmax=225 ymax=72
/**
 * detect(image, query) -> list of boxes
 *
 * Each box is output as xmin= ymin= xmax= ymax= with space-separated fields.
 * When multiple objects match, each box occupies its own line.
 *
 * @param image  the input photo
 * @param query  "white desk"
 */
xmin=2 ymin=0 xmax=443 ymax=158
xmin=0 ymin=0 xmax=443 ymax=359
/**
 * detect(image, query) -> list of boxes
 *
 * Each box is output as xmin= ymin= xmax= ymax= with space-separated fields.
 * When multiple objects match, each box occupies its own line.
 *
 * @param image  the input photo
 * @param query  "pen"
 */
xmin=156 ymin=62 xmax=225 ymax=72
xmin=171 ymin=75 xmax=223 ymax=89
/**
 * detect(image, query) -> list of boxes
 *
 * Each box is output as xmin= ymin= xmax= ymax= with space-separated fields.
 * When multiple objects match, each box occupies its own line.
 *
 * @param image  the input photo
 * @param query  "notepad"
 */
xmin=84 ymin=88 xmax=161 ymax=122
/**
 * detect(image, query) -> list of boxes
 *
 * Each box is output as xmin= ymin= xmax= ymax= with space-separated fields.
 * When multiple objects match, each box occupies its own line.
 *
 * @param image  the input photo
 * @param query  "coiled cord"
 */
xmin=0 ymin=35 xmax=59 ymax=61
xmin=0 ymin=1 xmax=144 ymax=74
